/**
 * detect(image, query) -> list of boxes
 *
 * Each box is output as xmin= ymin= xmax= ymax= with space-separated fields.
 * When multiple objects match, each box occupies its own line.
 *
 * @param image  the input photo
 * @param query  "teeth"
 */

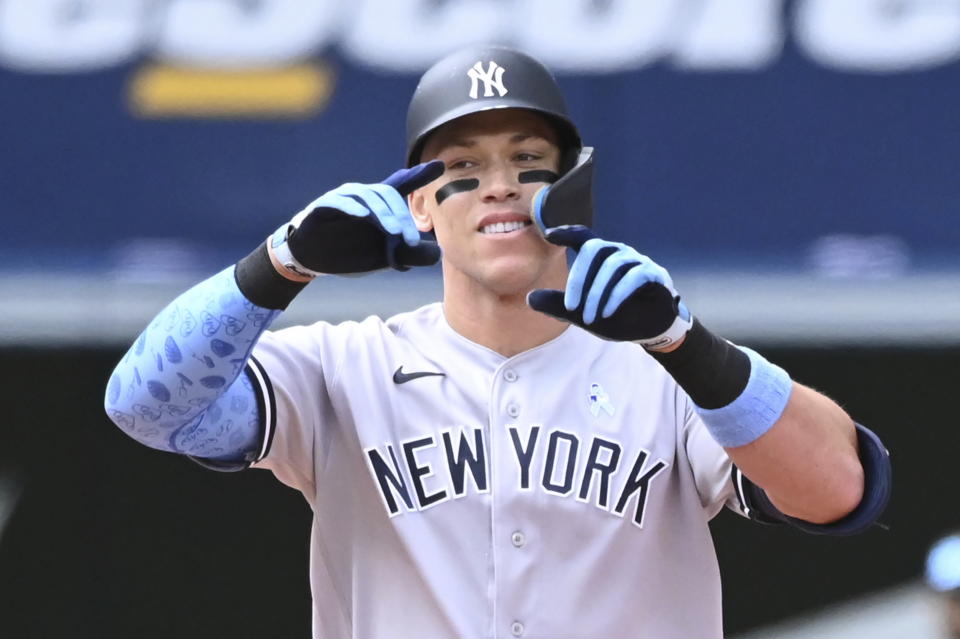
xmin=481 ymin=221 xmax=528 ymax=234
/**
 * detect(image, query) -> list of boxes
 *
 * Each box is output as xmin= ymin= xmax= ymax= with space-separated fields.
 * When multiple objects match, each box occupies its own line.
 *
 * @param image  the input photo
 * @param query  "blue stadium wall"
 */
xmin=2 ymin=0 xmax=958 ymax=274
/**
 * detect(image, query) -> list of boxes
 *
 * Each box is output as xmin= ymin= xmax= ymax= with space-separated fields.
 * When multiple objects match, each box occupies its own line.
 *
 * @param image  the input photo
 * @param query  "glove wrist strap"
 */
xmin=635 ymin=306 xmax=693 ymax=350
xmin=235 ymin=241 xmax=309 ymax=310
xmin=269 ymin=221 xmax=326 ymax=280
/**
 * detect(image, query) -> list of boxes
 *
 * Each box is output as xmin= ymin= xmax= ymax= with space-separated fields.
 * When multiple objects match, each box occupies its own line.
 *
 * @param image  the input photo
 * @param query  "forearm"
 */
xmin=725 ymin=383 xmax=863 ymax=523
xmin=104 ymin=163 xmax=443 ymax=462
xmin=104 ymin=263 xmax=282 ymax=458
xmin=651 ymin=321 xmax=872 ymax=525
xmin=523 ymin=224 xmax=888 ymax=531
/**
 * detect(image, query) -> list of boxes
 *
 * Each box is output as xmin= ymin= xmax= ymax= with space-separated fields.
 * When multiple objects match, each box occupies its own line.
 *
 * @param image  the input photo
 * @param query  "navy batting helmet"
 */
xmin=405 ymin=45 xmax=582 ymax=169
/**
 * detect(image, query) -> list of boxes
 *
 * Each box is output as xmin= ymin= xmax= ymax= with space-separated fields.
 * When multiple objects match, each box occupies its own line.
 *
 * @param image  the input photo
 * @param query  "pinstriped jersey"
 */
xmin=248 ymin=302 xmax=750 ymax=639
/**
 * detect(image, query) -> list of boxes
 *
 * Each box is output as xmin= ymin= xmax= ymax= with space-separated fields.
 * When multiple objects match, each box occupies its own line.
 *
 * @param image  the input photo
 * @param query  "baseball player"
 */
xmin=104 ymin=45 xmax=891 ymax=638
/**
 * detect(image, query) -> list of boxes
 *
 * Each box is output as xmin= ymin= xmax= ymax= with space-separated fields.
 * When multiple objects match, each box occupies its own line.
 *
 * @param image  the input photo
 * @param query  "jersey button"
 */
xmin=511 ymin=531 xmax=526 ymax=548
xmin=507 ymin=403 xmax=520 ymax=418
xmin=504 ymin=369 xmax=518 ymax=382
xmin=510 ymin=621 xmax=525 ymax=636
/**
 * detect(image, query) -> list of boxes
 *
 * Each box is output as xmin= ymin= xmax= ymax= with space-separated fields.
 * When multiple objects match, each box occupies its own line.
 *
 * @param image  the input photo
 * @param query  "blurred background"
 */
xmin=1 ymin=0 xmax=959 ymax=637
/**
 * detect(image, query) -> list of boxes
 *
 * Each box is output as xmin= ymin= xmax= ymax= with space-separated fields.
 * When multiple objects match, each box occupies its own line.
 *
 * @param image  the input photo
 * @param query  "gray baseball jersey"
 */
xmin=248 ymin=302 xmax=750 ymax=638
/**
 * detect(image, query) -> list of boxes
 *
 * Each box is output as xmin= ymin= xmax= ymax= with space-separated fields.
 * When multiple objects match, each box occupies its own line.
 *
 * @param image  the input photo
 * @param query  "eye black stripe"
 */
xmin=435 ymin=178 xmax=480 ymax=204
xmin=518 ymin=170 xmax=559 ymax=184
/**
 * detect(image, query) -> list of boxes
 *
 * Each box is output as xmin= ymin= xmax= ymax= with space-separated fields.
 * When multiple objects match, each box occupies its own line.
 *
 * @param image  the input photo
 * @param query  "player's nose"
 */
xmin=480 ymin=163 xmax=520 ymax=202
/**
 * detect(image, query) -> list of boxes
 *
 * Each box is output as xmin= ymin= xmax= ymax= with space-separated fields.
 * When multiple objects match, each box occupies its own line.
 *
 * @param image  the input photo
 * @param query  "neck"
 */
xmin=441 ymin=263 xmax=570 ymax=358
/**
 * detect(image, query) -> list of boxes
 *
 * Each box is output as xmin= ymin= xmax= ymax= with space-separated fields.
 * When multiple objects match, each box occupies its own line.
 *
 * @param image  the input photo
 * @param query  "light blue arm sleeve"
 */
xmin=104 ymin=266 xmax=281 ymax=465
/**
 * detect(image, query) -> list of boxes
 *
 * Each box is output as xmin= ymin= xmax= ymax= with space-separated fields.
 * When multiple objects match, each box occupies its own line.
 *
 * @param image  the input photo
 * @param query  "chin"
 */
xmin=478 ymin=257 xmax=554 ymax=297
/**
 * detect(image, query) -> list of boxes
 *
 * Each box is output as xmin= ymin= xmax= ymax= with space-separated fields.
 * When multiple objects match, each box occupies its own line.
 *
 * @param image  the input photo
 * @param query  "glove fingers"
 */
xmin=583 ymin=251 xmax=638 ymax=324
xmin=365 ymin=183 xmax=421 ymax=247
xmin=527 ymin=289 xmax=577 ymax=323
xmin=319 ymin=183 xmax=423 ymax=246
xmin=542 ymin=225 xmax=596 ymax=250
xmin=565 ymin=239 xmax=618 ymax=311
xmin=383 ymin=160 xmax=445 ymax=197
xmin=321 ymin=185 xmax=402 ymax=236
xmin=310 ymin=192 xmax=374 ymax=221
xmin=391 ymin=238 xmax=441 ymax=270
xmin=294 ymin=195 xmax=381 ymax=256
xmin=599 ymin=264 xmax=648 ymax=319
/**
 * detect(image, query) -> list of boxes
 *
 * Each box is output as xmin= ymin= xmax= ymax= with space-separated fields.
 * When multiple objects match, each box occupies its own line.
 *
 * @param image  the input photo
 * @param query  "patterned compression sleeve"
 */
xmin=104 ymin=266 xmax=281 ymax=462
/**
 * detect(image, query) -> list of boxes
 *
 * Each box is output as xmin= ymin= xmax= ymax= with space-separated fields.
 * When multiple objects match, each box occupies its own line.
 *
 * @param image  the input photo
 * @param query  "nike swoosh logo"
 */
xmin=393 ymin=366 xmax=445 ymax=384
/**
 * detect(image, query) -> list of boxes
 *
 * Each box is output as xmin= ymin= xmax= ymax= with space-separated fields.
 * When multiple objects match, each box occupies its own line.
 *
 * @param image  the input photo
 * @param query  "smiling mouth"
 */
xmin=479 ymin=220 xmax=532 ymax=235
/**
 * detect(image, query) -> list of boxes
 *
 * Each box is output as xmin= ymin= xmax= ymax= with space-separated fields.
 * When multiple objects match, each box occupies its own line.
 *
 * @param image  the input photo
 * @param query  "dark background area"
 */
xmin=0 ymin=344 xmax=951 ymax=637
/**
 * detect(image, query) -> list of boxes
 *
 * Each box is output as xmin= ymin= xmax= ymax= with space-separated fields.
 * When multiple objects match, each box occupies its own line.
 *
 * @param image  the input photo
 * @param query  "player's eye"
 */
xmin=515 ymin=152 xmax=543 ymax=163
xmin=447 ymin=159 xmax=476 ymax=171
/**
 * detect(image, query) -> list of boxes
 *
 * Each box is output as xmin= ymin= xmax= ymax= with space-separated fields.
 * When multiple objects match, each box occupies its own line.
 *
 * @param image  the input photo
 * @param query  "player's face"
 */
xmin=410 ymin=109 xmax=566 ymax=297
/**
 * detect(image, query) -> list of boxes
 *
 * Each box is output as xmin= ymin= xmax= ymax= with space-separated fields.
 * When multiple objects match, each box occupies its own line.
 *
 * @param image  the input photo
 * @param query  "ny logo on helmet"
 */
xmin=467 ymin=61 xmax=508 ymax=99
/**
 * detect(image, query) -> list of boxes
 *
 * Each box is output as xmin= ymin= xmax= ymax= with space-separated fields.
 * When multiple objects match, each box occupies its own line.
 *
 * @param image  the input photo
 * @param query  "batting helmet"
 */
xmin=405 ymin=45 xmax=582 ymax=169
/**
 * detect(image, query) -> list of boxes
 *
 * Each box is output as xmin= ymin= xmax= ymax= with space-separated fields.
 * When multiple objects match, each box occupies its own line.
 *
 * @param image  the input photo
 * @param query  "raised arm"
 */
xmin=104 ymin=266 xmax=281 ymax=467
xmin=104 ymin=162 xmax=445 ymax=467
xmin=527 ymin=224 xmax=891 ymax=533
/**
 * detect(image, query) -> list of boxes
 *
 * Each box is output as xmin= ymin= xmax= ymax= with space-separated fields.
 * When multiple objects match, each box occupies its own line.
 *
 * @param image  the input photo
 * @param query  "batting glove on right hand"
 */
xmin=527 ymin=225 xmax=693 ymax=349
xmin=271 ymin=160 xmax=444 ymax=276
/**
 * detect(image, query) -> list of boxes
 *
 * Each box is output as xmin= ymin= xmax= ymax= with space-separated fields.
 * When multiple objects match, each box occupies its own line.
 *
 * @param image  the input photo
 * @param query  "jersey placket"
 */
xmin=489 ymin=359 xmax=540 ymax=639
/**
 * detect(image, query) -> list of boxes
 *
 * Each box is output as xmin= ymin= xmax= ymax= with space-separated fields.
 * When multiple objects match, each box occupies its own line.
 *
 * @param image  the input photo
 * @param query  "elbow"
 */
xmin=770 ymin=451 xmax=866 ymax=525
xmin=837 ymin=460 xmax=867 ymax=520
xmin=771 ymin=424 xmax=891 ymax=534
xmin=103 ymin=370 xmax=157 ymax=448
xmin=103 ymin=371 xmax=133 ymax=432
xmin=804 ymin=456 xmax=866 ymax=525
xmin=103 ymin=389 xmax=179 ymax=454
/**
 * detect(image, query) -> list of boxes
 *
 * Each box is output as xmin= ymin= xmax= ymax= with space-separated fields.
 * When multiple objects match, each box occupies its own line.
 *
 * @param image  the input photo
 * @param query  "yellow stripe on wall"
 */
xmin=128 ymin=63 xmax=335 ymax=118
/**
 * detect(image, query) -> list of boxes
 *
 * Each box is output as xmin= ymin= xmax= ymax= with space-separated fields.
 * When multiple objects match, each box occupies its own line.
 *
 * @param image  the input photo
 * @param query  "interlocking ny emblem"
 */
xmin=467 ymin=60 xmax=508 ymax=99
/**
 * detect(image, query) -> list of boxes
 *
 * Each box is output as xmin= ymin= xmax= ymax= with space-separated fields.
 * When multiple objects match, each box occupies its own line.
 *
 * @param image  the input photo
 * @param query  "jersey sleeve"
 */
xmin=681 ymin=391 xmax=780 ymax=522
xmin=246 ymin=324 xmax=339 ymax=497
xmin=680 ymin=395 xmax=741 ymax=520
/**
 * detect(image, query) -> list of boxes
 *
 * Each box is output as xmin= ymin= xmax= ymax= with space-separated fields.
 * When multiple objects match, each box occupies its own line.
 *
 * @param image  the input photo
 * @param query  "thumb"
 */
xmin=383 ymin=160 xmax=445 ymax=197
xmin=527 ymin=289 xmax=578 ymax=323
xmin=389 ymin=237 xmax=441 ymax=271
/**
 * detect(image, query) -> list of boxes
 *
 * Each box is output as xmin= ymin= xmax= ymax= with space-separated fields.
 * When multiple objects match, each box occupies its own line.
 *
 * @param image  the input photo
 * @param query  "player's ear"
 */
xmin=408 ymin=190 xmax=434 ymax=233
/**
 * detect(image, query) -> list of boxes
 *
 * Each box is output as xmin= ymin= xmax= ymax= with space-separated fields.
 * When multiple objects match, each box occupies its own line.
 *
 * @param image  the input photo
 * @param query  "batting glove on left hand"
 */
xmin=276 ymin=161 xmax=444 ymax=276
xmin=527 ymin=225 xmax=693 ymax=349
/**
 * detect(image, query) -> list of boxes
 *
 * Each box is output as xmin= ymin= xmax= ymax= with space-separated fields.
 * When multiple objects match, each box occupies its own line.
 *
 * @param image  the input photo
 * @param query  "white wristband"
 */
xmin=635 ymin=304 xmax=694 ymax=350
xmin=268 ymin=221 xmax=324 ymax=279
